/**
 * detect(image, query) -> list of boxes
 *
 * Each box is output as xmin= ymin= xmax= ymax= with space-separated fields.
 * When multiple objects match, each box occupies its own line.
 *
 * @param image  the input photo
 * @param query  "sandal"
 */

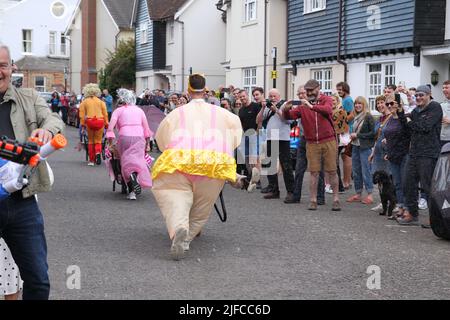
xmin=346 ymin=194 xmax=361 ymax=202
xmin=361 ymin=195 xmax=374 ymax=205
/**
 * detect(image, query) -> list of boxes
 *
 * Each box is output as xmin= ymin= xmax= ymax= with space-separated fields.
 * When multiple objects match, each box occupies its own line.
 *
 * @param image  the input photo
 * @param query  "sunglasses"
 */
xmin=386 ymin=101 xmax=396 ymax=107
xmin=415 ymin=93 xmax=426 ymax=98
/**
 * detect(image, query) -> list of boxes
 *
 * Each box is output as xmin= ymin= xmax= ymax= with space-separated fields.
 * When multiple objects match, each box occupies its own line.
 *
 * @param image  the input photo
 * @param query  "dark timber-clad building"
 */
xmin=285 ymin=0 xmax=450 ymax=109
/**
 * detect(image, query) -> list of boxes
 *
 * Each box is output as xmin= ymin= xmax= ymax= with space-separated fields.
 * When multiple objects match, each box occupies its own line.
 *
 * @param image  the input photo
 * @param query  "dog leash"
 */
xmin=214 ymin=191 xmax=227 ymax=222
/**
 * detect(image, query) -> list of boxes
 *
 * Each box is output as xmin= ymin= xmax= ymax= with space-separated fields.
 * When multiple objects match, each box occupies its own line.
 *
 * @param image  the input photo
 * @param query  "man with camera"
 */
xmin=282 ymin=80 xmax=341 ymax=211
xmin=256 ymin=89 xmax=295 ymax=202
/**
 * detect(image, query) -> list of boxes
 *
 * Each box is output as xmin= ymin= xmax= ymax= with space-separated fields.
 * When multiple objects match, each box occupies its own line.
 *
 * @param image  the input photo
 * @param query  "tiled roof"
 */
xmin=147 ymin=0 xmax=186 ymax=21
xmin=103 ymin=0 xmax=136 ymax=30
xmin=15 ymin=56 xmax=69 ymax=72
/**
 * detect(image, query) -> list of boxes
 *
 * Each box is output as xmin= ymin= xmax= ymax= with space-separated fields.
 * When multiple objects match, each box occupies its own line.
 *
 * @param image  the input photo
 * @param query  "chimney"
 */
xmin=81 ymin=0 xmax=97 ymax=87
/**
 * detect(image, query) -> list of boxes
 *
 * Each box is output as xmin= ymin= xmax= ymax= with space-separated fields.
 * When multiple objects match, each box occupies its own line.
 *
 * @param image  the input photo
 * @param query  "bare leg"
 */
xmin=310 ymin=172 xmax=319 ymax=202
xmin=4 ymin=292 xmax=20 ymax=300
xmin=326 ymin=170 xmax=339 ymax=202
xmin=342 ymin=153 xmax=352 ymax=188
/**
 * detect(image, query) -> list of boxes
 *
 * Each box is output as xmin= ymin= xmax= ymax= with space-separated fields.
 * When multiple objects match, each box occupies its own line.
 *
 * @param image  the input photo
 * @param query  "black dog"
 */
xmin=372 ymin=170 xmax=397 ymax=217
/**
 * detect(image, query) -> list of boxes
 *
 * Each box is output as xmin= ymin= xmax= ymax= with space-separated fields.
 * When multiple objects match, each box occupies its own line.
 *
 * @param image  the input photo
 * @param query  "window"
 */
xmin=49 ymin=31 xmax=57 ymax=55
xmin=244 ymin=0 xmax=257 ymax=23
xmin=35 ymin=76 xmax=46 ymax=92
xmin=243 ymin=67 xmax=257 ymax=95
xmin=168 ymin=21 xmax=174 ymax=43
xmin=367 ymin=62 xmax=395 ymax=111
xmin=141 ymin=77 xmax=148 ymax=91
xmin=304 ymin=0 xmax=326 ymax=14
xmin=60 ymin=34 xmax=67 ymax=55
xmin=140 ymin=23 xmax=148 ymax=44
xmin=311 ymin=68 xmax=332 ymax=95
xmin=22 ymin=29 xmax=32 ymax=53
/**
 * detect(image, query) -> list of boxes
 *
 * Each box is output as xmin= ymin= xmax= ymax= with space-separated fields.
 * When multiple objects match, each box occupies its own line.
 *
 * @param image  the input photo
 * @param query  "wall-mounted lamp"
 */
xmin=431 ymin=70 xmax=439 ymax=86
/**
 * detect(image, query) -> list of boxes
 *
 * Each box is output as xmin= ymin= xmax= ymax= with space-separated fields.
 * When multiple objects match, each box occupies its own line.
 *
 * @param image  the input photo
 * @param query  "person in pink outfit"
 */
xmin=106 ymin=89 xmax=153 ymax=200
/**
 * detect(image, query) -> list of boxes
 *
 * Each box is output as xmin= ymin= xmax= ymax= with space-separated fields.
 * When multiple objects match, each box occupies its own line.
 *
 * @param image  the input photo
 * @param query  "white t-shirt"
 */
xmin=263 ymin=104 xmax=292 ymax=141
xmin=441 ymin=100 xmax=450 ymax=141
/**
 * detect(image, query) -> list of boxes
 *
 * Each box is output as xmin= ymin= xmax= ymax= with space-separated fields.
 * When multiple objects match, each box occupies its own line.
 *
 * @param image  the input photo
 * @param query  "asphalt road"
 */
xmin=38 ymin=126 xmax=450 ymax=300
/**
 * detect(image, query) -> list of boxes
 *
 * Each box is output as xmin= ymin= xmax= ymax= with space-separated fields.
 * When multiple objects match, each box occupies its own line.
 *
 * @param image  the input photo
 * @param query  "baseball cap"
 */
xmin=416 ymin=85 xmax=431 ymax=94
xmin=304 ymin=79 xmax=320 ymax=90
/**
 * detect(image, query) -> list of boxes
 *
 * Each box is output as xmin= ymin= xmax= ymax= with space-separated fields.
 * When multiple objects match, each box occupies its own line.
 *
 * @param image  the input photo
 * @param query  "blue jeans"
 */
xmin=0 ymin=193 xmax=50 ymax=300
xmin=352 ymin=146 xmax=373 ymax=194
xmin=403 ymin=157 xmax=437 ymax=217
xmin=389 ymin=155 xmax=408 ymax=208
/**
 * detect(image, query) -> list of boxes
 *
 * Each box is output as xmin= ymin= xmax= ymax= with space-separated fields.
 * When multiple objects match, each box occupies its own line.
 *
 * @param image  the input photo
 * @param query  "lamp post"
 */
xmin=272 ymin=47 xmax=277 ymax=89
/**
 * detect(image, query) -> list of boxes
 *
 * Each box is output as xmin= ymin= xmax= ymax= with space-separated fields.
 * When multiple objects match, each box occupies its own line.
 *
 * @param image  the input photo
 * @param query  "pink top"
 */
xmin=106 ymin=104 xmax=153 ymax=139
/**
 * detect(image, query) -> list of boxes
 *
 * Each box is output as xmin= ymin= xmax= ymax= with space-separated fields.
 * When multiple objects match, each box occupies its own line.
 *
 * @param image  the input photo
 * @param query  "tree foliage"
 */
xmin=99 ymin=39 xmax=135 ymax=97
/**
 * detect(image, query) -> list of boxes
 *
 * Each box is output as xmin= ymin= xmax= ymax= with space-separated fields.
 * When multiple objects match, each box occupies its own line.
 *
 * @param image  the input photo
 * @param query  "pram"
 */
xmin=105 ymin=143 xmax=128 ymax=194
xmin=105 ymin=142 xmax=154 ymax=194
xmin=81 ymin=128 xmax=107 ymax=163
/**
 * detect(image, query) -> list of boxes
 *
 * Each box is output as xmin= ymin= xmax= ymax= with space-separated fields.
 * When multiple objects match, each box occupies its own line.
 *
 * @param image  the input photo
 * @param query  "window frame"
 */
xmin=35 ymin=76 xmax=46 ymax=92
xmin=60 ymin=34 xmax=67 ymax=56
xmin=243 ymin=67 xmax=257 ymax=96
xmin=22 ymin=29 xmax=32 ymax=54
xmin=303 ymin=0 xmax=327 ymax=15
xmin=168 ymin=21 xmax=175 ymax=44
xmin=311 ymin=67 xmax=333 ymax=96
xmin=244 ymin=0 xmax=257 ymax=23
xmin=367 ymin=62 xmax=396 ymax=112
xmin=140 ymin=22 xmax=148 ymax=45
xmin=49 ymin=31 xmax=57 ymax=55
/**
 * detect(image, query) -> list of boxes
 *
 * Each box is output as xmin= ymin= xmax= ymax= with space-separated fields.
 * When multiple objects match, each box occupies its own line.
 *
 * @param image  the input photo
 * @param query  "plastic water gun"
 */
xmin=0 ymin=134 xmax=67 ymax=199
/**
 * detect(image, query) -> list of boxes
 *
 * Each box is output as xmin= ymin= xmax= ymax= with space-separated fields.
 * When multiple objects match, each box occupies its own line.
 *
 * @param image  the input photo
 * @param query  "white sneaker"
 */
xmin=127 ymin=191 xmax=137 ymax=200
xmin=181 ymin=240 xmax=190 ymax=252
xmin=171 ymin=228 xmax=188 ymax=260
xmin=393 ymin=206 xmax=400 ymax=213
xmin=247 ymin=182 xmax=257 ymax=193
xmin=87 ymin=162 xmax=95 ymax=166
xmin=371 ymin=203 xmax=383 ymax=212
xmin=250 ymin=167 xmax=261 ymax=184
xmin=325 ymin=184 xmax=333 ymax=194
xmin=418 ymin=198 xmax=428 ymax=210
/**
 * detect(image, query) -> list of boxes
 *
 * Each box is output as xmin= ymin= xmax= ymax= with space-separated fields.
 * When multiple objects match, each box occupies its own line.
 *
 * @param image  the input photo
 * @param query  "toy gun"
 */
xmin=0 ymin=134 xmax=67 ymax=196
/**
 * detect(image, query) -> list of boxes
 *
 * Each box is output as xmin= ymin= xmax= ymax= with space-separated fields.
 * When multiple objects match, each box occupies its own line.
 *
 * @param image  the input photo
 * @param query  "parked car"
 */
xmin=430 ymin=143 xmax=450 ymax=240
xmin=38 ymin=92 xmax=53 ymax=109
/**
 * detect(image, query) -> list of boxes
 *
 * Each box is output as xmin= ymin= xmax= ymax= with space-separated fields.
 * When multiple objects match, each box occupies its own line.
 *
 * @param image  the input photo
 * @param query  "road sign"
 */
xmin=271 ymin=70 xmax=278 ymax=79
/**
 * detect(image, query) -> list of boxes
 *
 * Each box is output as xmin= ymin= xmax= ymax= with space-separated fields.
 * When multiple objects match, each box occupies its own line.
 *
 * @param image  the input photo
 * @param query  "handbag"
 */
xmin=343 ymin=142 xmax=353 ymax=157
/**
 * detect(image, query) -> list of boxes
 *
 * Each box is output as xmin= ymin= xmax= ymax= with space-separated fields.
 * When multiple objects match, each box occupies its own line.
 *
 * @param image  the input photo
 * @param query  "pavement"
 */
xmin=36 ymin=126 xmax=450 ymax=300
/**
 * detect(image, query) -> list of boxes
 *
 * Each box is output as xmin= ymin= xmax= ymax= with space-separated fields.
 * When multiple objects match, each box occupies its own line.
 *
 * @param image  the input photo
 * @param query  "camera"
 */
xmin=292 ymin=100 xmax=302 ymax=106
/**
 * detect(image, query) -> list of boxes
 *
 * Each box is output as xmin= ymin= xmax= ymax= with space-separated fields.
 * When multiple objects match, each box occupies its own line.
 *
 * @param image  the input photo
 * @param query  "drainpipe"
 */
xmin=337 ymin=0 xmax=347 ymax=82
xmin=175 ymin=18 xmax=185 ymax=92
xmin=285 ymin=0 xmax=289 ymax=98
xmin=215 ymin=0 xmax=227 ymax=22
xmin=263 ymin=0 xmax=268 ymax=92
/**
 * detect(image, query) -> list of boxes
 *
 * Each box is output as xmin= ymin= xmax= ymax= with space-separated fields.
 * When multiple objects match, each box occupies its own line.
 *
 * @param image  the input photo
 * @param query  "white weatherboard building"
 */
xmin=220 ymin=0 xmax=288 ymax=96
xmin=135 ymin=0 xmax=226 ymax=94
xmin=0 ymin=0 xmax=77 ymax=61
